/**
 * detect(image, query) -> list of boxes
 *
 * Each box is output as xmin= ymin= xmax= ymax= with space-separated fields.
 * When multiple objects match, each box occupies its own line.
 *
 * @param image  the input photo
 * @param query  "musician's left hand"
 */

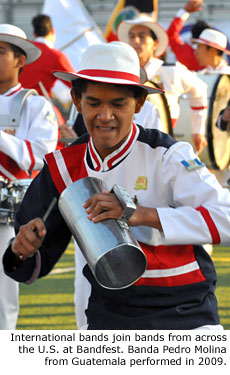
xmin=83 ymin=191 xmax=123 ymax=222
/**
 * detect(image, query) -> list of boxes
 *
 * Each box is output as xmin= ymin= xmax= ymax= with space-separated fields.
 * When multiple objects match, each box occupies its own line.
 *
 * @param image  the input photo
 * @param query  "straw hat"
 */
xmin=0 ymin=24 xmax=41 ymax=63
xmin=117 ymin=15 xmax=168 ymax=58
xmin=192 ymin=28 xmax=230 ymax=55
xmin=53 ymin=42 xmax=163 ymax=95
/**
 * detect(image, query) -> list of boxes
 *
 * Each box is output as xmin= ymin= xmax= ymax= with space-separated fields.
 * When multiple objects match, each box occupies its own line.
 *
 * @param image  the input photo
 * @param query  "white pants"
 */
xmin=0 ymin=225 xmax=19 ymax=330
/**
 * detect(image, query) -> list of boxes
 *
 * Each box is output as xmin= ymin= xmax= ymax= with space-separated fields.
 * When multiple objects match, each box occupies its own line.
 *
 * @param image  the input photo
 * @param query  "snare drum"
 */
xmin=0 ymin=178 xmax=32 ymax=224
xmin=174 ymin=74 xmax=230 ymax=170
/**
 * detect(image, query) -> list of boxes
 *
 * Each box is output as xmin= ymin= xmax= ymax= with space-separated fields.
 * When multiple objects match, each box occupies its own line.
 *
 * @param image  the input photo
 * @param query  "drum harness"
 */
xmin=0 ymin=88 xmax=38 ymax=130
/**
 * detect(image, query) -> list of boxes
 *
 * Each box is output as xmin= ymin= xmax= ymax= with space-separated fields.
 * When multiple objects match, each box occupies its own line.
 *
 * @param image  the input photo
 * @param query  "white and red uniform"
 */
xmin=144 ymin=58 xmax=208 ymax=132
xmin=0 ymin=84 xmax=58 ymax=330
xmin=0 ymin=84 xmax=58 ymax=181
xmin=3 ymin=124 xmax=230 ymax=330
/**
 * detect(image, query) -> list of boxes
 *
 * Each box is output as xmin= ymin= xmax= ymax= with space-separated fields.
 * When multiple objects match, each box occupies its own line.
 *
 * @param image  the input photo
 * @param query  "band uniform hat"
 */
xmin=192 ymin=28 xmax=230 ymax=55
xmin=117 ymin=14 xmax=169 ymax=58
xmin=0 ymin=24 xmax=41 ymax=63
xmin=53 ymin=41 xmax=163 ymax=95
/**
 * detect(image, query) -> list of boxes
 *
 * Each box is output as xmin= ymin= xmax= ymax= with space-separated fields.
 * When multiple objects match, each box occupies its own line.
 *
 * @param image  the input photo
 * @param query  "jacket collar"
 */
xmin=2 ymin=83 xmax=22 ymax=96
xmin=88 ymin=123 xmax=139 ymax=172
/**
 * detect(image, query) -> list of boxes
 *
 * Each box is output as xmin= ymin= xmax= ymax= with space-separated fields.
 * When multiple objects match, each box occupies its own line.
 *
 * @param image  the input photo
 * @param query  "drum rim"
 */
xmin=147 ymin=80 xmax=173 ymax=136
xmin=207 ymin=74 xmax=230 ymax=170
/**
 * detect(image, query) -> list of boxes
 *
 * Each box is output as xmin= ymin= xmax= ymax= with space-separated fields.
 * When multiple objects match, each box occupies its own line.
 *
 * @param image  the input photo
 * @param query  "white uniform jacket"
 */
xmin=0 ymin=84 xmax=58 ymax=181
xmin=145 ymin=58 xmax=208 ymax=134
xmin=43 ymin=123 xmax=230 ymax=246
xmin=4 ymin=124 xmax=230 ymax=330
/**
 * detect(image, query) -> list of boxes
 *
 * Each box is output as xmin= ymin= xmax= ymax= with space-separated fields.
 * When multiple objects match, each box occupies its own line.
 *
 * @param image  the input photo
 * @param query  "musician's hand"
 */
xmin=83 ymin=191 xmax=123 ymax=222
xmin=184 ymin=0 xmax=203 ymax=13
xmin=4 ymin=128 xmax=16 ymax=135
xmin=59 ymin=124 xmax=77 ymax=139
xmin=222 ymin=106 xmax=230 ymax=122
xmin=83 ymin=192 xmax=163 ymax=231
xmin=11 ymin=218 xmax=47 ymax=260
xmin=192 ymin=133 xmax=207 ymax=155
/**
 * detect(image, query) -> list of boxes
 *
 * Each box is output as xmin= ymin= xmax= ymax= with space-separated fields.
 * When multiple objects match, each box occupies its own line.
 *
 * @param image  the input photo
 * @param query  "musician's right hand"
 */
xmin=192 ymin=133 xmax=207 ymax=155
xmin=11 ymin=218 xmax=47 ymax=260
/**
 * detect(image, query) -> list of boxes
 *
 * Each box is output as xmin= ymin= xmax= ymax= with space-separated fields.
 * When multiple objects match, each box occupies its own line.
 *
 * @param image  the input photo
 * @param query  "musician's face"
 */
xmin=72 ymin=82 xmax=146 ymax=160
xmin=194 ymin=43 xmax=214 ymax=66
xmin=0 ymin=42 xmax=25 ymax=91
xmin=128 ymin=25 xmax=158 ymax=65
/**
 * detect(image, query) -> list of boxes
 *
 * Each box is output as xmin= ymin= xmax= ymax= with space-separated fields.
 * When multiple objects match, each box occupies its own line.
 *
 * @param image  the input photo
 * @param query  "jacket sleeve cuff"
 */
xmin=176 ymin=9 xmax=190 ymax=21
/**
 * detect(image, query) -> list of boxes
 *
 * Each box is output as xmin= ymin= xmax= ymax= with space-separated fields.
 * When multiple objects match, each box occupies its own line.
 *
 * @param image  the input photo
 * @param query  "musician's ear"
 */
xmin=71 ymin=89 xmax=82 ymax=113
xmin=134 ymin=93 xmax=148 ymax=114
xmin=16 ymin=54 xmax=26 ymax=70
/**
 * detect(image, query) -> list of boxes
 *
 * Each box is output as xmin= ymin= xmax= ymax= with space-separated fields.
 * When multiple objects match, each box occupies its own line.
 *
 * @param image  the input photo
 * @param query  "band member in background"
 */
xmin=0 ymin=24 xmax=58 ymax=329
xmin=167 ymin=0 xmax=209 ymax=71
xmin=3 ymin=42 xmax=230 ymax=330
xmin=192 ymin=27 xmax=230 ymax=187
xmin=19 ymin=14 xmax=75 ymax=97
xmin=117 ymin=14 xmax=208 ymax=155
xmin=192 ymin=28 xmax=230 ymax=74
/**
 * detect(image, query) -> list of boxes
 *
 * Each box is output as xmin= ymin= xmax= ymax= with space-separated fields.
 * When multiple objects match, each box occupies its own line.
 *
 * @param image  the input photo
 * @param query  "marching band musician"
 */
xmin=0 ymin=24 xmax=58 ymax=329
xmin=19 ymin=14 xmax=75 ymax=97
xmin=167 ymin=0 xmax=209 ymax=71
xmin=2 ymin=42 xmax=230 ymax=330
xmin=192 ymin=27 xmax=230 ymax=188
xmin=117 ymin=14 xmax=208 ymax=155
xmin=192 ymin=28 xmax=230 ymax=75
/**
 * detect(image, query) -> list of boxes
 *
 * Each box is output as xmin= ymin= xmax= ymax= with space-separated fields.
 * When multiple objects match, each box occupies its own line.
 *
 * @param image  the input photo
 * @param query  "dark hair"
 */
xmin=32 ymin=14 xmax=53 ymax=37
xmin=191 ymin=20 xmax=210 ymax=39
xmin=72 ymin=78 xmax=147 ymax=99
xmin=150 ymin=30 xmax=157 ymax=41
xmin=9 ymin=43 xmax=26 ymax=58
xmin=9 ymin=43 xmax=26 ymax=74
xmin=205 ymin=44 xmax=224 ymax=56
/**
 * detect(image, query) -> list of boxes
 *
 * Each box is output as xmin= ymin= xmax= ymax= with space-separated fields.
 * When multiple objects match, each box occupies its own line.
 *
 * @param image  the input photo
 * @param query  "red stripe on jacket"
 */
xmin=134 ymin=242 xmax=206 ymax=287
xmin=25 ymin=140 xmax=35 ymax=170
xmin=107 ymin=123 xmax=137 ymax=168
xmin=196 ymin=206 xmax=221 ymax=244
xmin=45 ymin=144 xmax=88 ymax=194
xmin=45 ymin=152 xmax=67 ymax=193
xmin=0 ymin=151 xmax=30 ymax=180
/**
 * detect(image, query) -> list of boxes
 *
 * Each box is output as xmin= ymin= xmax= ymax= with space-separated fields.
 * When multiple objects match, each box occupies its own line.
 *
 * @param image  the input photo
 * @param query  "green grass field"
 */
xmin=212 ymin=246 xmax=230 ymax=330
xmin=16 ymin=242 xmax=230 ymax=330
xmin=17 ymin=241 xmax=76 ymax=330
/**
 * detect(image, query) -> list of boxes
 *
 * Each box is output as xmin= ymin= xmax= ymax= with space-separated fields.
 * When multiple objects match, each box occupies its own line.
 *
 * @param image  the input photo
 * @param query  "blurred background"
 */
xmin=1 ymin=0 xmax=230 ymax=39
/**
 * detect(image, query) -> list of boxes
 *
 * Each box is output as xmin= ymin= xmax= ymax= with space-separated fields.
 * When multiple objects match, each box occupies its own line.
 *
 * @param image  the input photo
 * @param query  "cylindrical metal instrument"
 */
xmin=58 ymin=177 xmax=147 ymax=290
